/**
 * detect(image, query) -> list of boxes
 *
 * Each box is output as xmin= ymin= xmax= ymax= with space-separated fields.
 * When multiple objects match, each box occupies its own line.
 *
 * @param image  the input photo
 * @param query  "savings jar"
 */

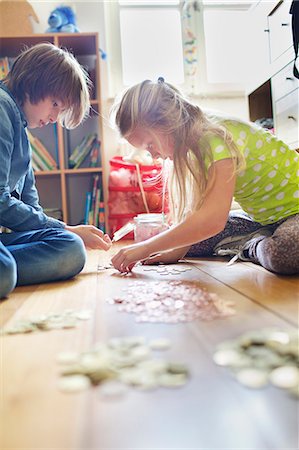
xmin=134 ymin=213 xmax=169 ymax=242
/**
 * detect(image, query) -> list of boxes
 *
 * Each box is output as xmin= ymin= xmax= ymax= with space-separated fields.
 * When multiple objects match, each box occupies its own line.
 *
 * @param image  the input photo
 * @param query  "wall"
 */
xmin=28 ymin=0 xmax=248 ymax=165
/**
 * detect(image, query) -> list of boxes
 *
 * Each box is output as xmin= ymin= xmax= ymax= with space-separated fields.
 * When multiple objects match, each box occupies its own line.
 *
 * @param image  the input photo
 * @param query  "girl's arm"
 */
xmin=112 ymin=159 xmax=236 ymax=271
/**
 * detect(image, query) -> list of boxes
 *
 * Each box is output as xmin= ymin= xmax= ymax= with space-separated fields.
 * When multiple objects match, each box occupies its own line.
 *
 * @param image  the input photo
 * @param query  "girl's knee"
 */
xmin=258 ymin=236 xmax=299 ymax=275
xmin=0 ymin=255 xmax=17 ymax=298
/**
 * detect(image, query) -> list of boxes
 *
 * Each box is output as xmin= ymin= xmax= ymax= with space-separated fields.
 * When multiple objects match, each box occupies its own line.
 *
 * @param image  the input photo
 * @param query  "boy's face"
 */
xmin=126 ymin=128 xmax=174 ymax=160
xmin=23 ymin=96 xmax=65 ymax=129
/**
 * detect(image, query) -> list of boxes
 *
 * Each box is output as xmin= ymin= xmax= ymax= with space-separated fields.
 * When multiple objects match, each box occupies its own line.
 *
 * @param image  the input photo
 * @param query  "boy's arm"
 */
xmin=0 ymin=114 xmax=64 ymax=231
xmin=20 ymin=163 xmax=43 ymax=211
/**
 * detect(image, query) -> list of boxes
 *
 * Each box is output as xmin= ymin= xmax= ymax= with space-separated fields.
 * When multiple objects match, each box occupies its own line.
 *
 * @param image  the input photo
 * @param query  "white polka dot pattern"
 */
xmin=208 ymin=120 xmax=299 ymax=225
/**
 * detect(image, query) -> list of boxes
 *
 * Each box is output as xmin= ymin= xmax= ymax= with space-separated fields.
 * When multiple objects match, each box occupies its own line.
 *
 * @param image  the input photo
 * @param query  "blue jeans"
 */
xmin=0 ymin=228 xmax=86 ymax=299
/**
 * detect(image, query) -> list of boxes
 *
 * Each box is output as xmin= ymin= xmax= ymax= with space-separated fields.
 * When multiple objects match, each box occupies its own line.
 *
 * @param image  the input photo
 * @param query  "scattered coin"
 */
xmin=57 ymin=336 xmax=190 ymax=395
xmin=213 ymin=328 xmax=299 ymax=397
xmin=213 ymin=349 xmax=248 ymax=367
xmin=142 ymin=264 xmax=193 ymax=276
xmin=0 ymin=309 xmax=92 ymax=336
xmin=236 ymin=368 xmax=269 ymax=388
xmin=58 ymin=374 xmax=91 ymax=392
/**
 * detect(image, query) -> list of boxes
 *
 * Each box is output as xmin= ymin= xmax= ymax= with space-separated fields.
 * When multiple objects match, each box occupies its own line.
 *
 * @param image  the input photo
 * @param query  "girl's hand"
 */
xmin=141 ymin=246 xmax=190 ymax=265
xmin=66 ymin=225 xmax=112 ymax=250
xmin=111 ymin=242 xmax=152 ymax=272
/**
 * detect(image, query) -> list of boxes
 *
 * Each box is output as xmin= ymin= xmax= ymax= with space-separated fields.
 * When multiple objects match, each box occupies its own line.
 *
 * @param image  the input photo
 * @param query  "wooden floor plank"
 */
xmin=0 ymin=246 xmax=298 ymax=450
xmin=85 ymin=253 xmax=298 ymax=449
xmin=186 ymin=257 xmax=299 ymax=326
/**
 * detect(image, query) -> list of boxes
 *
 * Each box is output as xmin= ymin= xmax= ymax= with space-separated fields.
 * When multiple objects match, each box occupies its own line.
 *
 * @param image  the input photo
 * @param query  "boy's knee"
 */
xmin=0 ymin=255 xmax=17 ymax=298
xmin=56 ymin=231 xmax=87 ymax=279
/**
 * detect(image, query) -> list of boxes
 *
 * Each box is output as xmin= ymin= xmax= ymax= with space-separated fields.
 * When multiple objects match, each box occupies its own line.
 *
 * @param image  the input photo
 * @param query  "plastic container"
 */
xmin=134 ymin=213 xmax=169 ymax=243
xmin=108 ymin=156 xmax=168 ymax=238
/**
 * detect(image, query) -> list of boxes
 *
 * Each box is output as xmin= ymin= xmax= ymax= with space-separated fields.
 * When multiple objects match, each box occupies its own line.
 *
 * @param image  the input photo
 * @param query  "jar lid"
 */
xmin=134 ymin=213 xmax=165 ymax=223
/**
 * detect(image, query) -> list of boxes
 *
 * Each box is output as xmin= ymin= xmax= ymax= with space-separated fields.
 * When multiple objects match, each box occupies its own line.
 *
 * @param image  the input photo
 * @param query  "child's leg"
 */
xmin=186 ymin=210 xmax=262 ymax=257
xmin=0 ymin=242 xmax=17 ymax=298
xmin=248 ymin=214 xmax=299 ymax=275
xmin=0 ymin=228 xmax=86 ymax=286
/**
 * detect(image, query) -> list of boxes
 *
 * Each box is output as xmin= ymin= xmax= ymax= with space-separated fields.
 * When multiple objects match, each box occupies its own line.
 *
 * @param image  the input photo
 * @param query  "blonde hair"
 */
xmin=4 ymin=43 xmax=91 ymax=129
xmin=111 ymin=79 xmax=244 ymax=222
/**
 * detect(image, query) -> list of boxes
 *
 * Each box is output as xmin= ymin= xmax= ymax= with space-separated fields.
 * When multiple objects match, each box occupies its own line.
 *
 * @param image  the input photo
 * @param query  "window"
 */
xmin=106 ymin=0 xmax=185 ymax=96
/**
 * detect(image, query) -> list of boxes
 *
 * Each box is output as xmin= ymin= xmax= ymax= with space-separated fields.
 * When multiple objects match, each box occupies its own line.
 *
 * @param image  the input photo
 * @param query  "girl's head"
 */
xmin=111 ymin=78 xmax=202 ymax=160
xmin=4 ymin=43 xmax=91 ymax=129
xmin=111 ymin=79 xmax=243 ymax=222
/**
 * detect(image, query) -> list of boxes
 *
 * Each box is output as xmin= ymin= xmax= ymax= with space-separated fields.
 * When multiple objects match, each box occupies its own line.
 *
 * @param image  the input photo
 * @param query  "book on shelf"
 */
xmin=99 ymin=198 xmax=105 ymax=233
xmin=68 ymin=133 xmax=101 ymax=169
xmin=83 ymin=174 xmax=105 ymax=229
xmin=27 ymin=131 xmax=58 ymax=171
xmin=84 ymin=192 xmax=92 ymax=225
xmin=91 ymin=174 xmax=99 ymax=226
xmin=89 ymin=140 xmax=101 ymax=167
xmin=0 ymin=57 xmax=9 ymax=80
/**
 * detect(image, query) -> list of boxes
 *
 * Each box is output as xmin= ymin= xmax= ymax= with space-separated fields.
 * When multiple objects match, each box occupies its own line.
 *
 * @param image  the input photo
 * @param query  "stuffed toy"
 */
xmin=46 ymin=6 xmax=79 ymax=33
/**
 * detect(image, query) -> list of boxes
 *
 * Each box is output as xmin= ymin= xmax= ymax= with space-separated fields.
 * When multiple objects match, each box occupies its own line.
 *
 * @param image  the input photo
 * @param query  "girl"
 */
xmin=110 ymin=78 xmax=299 ymax=275
xmin=0 ymin=43 xmax=111 ymax=299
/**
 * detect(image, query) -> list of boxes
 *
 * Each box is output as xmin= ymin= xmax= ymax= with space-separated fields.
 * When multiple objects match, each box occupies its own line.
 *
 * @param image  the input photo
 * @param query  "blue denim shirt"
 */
xmin=0 ymin=82 xmax=65 ymax=231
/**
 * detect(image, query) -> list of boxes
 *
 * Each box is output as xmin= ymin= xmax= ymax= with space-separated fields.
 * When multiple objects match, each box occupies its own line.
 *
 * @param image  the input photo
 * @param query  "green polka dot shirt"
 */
xmin=207 ymin=120 xmax=299 ymax=225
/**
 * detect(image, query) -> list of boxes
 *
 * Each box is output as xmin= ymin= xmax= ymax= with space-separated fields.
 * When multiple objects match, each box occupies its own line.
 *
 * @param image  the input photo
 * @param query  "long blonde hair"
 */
xmin=4 ymin=43 xmax=91 ymax=129
xmin=111 ymin=79 xmax=244 ymax=222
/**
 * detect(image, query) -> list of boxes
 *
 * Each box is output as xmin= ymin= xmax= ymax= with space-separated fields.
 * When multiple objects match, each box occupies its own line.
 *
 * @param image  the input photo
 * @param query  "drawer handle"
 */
xmin=281 ymin=23 xmax=289 ymax=27
xmin=286 ymin=77 xmax=294 ymax=81
xmin=264 ymin=29 xmax=270 ymax=32
xmin=288 ymin=115 xmax=296 ymax=121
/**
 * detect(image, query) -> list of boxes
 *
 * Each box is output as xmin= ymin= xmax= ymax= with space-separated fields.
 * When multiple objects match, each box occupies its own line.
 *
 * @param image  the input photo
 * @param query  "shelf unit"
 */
xmin=0 ymin=33 xmax=107 ymax=229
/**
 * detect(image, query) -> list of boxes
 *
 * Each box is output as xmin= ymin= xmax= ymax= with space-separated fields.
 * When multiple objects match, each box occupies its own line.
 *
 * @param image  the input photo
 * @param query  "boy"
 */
xmin=0 ymin=43 xmax=111 ymax=299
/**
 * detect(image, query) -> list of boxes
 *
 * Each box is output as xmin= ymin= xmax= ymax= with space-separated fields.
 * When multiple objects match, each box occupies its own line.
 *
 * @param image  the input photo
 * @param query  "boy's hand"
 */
xmin=66 ymin=225 xmax=112 ymax=250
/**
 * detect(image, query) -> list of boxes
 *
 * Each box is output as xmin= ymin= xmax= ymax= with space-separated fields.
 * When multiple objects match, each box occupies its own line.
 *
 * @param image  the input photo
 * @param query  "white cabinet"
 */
xmin=273 ymin=89 xmax=299 ymax=149
xmin=268 ymin=0 xmax=293 ymax=63
xmin=269 ymin=1 xmax=298 ymax=149
xmin=247 ymin=0 xmax=298 ymax=149
xmin=271 ymin=60 xmax=298 ymax=100
xmin=246 ymin=0 xmax=276 ymax=94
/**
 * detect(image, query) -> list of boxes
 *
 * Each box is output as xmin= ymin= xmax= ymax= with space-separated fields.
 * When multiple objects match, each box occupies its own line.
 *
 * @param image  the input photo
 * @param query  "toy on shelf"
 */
xmin=46 ymin=6 xmax=79 ymax=33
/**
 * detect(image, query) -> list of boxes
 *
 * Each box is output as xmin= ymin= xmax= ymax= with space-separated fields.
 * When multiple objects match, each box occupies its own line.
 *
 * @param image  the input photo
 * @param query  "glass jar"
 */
xmin=134 ymin=213 xmax=169 ymax=242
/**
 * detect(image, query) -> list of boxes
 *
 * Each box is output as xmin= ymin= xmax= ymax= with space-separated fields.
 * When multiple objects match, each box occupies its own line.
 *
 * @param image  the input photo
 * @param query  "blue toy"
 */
xmin=46 ymin=6 xmax=79 ymax=33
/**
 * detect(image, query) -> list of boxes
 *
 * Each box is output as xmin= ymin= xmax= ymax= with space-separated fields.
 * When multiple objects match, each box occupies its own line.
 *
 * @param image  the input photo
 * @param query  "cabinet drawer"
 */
xmin=268 ymin=0 xmax=293 ymax=63
xmin=272 ymin=61 xmax=299 ymax=101
xmin=274 ymin=89 xmax=299 ymax=147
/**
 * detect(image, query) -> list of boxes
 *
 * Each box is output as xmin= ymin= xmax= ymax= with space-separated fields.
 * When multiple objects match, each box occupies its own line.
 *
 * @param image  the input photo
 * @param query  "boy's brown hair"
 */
xmin=4 ymin=42 xmax=91 ymax=129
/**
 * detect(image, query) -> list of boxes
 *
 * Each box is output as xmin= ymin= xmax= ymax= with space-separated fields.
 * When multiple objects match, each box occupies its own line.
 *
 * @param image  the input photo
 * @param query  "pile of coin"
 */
xmin=57 ymin=336 xmax=189 ymax=394
xmin=213 ymin=328 xmax=299 ymax=397
xmin=107 ymin=280 xmax=235 ymax=323
xmin=0 ymin=309 xmax=92 ymax=335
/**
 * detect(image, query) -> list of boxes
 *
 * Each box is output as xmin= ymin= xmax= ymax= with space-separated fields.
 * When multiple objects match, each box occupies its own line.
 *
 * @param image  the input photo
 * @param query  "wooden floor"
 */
xmin=0 ymin=241 xmax=298 ymax=450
